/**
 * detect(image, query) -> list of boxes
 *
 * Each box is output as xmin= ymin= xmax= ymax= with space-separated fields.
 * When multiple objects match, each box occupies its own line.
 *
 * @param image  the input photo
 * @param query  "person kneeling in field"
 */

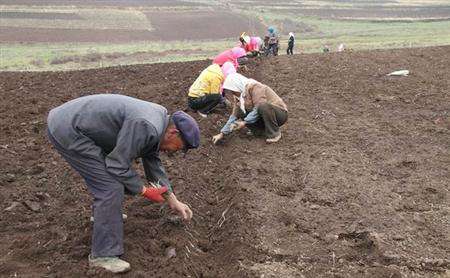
xmin=239 ymin=33 xmax=263 ymax=57
xmin=212 ymin=73 xmax=288 ymax=144
xmin=188 ymin=62 xmax=235 ymax=118
xmin=264 ymin=26 xmax=279 ymax=56
xmin=47 ymin=94 xmax=199 ymax=273
xmin=213 ymin=46 xmax=248 ymax=69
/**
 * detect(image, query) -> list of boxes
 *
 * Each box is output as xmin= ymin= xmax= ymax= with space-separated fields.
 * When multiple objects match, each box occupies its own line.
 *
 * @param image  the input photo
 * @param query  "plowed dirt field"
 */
xmin=0 ymin=46 xmax=449 ymax=277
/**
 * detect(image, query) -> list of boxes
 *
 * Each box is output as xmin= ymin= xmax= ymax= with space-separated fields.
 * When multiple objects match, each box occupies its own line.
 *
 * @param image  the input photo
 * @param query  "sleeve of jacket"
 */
xmin=142 ymin=153 xmax=173 ymax=192
xmin=221 ymin=101 xmax=242 ymax=134
xmin=104 ymin=118 xmax=158 ymax=195
xmin=243 ymin=107 xmax=260 ymax=124
xmin=220 ymin=114 xmax=238 ymax=135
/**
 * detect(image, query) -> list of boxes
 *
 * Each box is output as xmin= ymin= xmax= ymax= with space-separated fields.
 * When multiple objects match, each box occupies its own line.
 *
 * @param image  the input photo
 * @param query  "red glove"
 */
xmin=142 ymin=186 xmax=168 ymax=203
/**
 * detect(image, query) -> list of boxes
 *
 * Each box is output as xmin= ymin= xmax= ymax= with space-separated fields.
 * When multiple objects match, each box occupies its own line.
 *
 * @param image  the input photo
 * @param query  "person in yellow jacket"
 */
xmin=188 ymin=63 xmax=233 ymax=118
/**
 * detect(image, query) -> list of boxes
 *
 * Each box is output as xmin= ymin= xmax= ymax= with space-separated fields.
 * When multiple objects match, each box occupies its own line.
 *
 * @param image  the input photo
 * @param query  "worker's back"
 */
xmin=47 ymin=94 xmax=168 ymax=153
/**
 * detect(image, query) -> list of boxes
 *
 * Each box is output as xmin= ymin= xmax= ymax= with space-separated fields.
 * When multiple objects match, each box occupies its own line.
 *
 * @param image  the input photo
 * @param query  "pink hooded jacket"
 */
xmin=213 ymin=47 xmax=246 ymax=69
xmin=240 ymin=37 xmax=262 ymax=52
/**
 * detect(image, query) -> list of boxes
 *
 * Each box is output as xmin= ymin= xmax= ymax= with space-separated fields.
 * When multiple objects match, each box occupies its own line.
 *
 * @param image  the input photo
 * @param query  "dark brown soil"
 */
xmin=0 ymin=27 xmax=156 ymax=43
xmin=0 ymin=11 xmax=264 ymax=43
xmin=145 ymin=11 xmax=265 ymax=41
xmin=0 ymin=46 xmax=449 ymax=277
xmin=0 ymin=0 xmax=201 ymax=7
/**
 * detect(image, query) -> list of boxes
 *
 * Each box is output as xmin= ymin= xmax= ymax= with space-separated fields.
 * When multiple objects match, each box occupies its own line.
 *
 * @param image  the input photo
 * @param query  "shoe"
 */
xmin=197 ymin=111 xmax=207 ymax=118
xmin=266 ymin=133 xmax=282 ymax=143
xmin=90 ymin=213 xmax=127 ymax=222
xmin=88 ymin=255 xmax=131 ymax=273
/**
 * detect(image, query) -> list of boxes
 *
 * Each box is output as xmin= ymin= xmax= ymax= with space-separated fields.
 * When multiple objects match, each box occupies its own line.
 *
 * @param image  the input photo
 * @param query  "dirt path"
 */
xmin=0 ymin=46 xmax=449 ymax=277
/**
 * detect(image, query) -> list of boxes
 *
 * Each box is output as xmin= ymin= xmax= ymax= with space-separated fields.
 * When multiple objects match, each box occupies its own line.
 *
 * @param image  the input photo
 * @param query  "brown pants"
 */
xmin=241 ymin=103 xmax=288 ymax=138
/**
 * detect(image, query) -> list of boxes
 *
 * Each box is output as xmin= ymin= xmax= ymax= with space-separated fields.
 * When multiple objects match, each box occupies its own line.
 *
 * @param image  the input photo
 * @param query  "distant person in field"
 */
xmin=47 ymin=94 xmax=199 ymax=273
xmin=213 ymin=47 xmax=247 ymax=70
xmin=323 ymin=44 xmax=330 ymax=53
xmin=287 ymin=32 xmax=295 ymax=55
xmin=264 ymin=26 xmax=279 ymax=56
xmin=239 ymin=32 xmax=263 ymax=57
xmin=188 ymin=61 xmax=235 ymax=118
xmin=212 ymin=73 xmax=288 ymax=144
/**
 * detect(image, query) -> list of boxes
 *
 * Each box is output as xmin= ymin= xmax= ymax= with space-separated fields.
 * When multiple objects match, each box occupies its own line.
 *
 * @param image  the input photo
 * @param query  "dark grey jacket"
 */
xmin=47 ymin=94 xmax=172 ymax=194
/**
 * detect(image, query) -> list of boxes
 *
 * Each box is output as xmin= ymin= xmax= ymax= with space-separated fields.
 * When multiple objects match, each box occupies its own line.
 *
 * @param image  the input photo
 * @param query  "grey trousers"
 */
xmin=47 ymin=129 xmax=124 ymax=257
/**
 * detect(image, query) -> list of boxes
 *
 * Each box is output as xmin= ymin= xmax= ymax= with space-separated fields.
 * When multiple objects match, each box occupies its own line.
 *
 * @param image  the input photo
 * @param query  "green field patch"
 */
xmin=0 ymin=40 xmax=234 ymax=71
xmin=0 ymin=11 xmax=82 ymax=20
xmin=392 ymin=0 xmax=450 ymax=6
xmin=1 ymin=1 xmax=450 ymax=71
xmin=241 ymin=9 xmax=450 ymax=39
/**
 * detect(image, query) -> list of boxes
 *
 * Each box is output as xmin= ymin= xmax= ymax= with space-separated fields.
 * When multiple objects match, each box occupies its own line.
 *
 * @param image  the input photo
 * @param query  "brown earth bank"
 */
xmin=0 ymin=46 xmax=449 ymax=277
xmin=144 ymin=11 xmax=265 ymax=41
xmin=0 ymin=0 xmax=202 ymax=7
xmin=0 ymin=27 xmax=157 ymax=43
xmin=0 ymin=11 xmax=264 ymax=43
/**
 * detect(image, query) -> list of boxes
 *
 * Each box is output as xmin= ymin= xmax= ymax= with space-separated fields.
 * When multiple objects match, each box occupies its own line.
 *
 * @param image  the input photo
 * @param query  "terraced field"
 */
xmin=0 ymin=0 xmax=449 ymax=71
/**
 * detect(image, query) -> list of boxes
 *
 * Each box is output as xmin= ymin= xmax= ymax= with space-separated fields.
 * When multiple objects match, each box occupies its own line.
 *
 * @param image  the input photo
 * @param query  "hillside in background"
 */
xmin=0 ymin=0 xmax=450 ymax=70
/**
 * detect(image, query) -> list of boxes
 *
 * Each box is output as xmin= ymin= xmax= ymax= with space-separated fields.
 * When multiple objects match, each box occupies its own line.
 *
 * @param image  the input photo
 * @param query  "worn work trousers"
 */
xmin=265 ymin=43 xmax=279 ymax=56
xmin=188 ymin=94 xmax=222 ymax=114
xmin=245 ymin=103 xmax=288 ymax=138
xmin=47 ymin=129 xmax=124 ymax=258
xmin=287 ymin=44 xmax=294 ymax=55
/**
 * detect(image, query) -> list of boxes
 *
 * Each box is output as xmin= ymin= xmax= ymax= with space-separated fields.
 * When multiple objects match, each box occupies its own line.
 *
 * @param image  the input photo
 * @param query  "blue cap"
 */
xmin=172 ymin=111 xmax=200 ymax=151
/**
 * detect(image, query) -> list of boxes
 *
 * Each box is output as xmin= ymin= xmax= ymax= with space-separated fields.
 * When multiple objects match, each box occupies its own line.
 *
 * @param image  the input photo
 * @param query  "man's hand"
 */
xmin=212 ymin=133 xmax=224 ymax=144
xmin=166 ymin=193 xmax=193 ymax=221
xmin=170 ymin=201 xmax=193 ymax=221
xmin=142 ymin=186 xmax=168 ymax=203
xmin=233 ymin=120 xmax=246 ymax=131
